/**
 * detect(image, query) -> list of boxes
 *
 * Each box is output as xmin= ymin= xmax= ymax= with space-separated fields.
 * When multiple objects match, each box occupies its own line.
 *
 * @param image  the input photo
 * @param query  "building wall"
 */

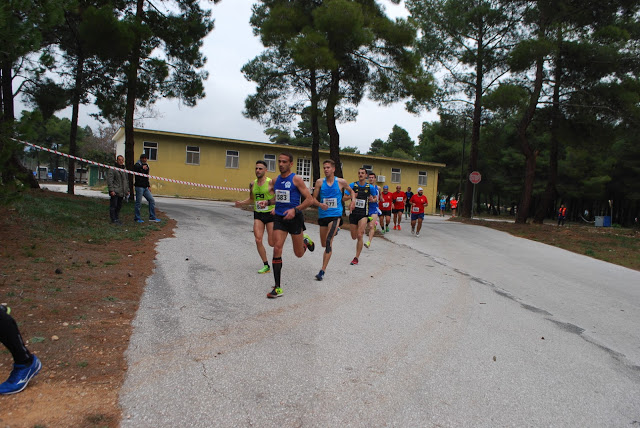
xmin=114 ymin=128 xmax=444 ymax=214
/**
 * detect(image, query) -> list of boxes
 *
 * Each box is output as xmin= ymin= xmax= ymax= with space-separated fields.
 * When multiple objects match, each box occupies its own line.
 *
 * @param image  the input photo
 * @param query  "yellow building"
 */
xmin=113 ymin=128 xmax=445 ymax=214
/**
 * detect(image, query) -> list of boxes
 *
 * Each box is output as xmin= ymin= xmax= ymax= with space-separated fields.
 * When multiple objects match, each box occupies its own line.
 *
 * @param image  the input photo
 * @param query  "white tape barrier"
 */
xmin=14 ymin=138 xmax=249 ymax=192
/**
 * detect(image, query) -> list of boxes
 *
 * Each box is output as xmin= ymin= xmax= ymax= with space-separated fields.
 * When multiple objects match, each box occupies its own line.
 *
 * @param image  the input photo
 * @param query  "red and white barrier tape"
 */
xmin=14 ymin=138 xmax=249 ymax=192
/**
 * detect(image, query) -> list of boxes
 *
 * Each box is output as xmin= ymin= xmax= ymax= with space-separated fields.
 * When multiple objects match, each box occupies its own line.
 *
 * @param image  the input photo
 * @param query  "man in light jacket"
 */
xmin=107 ymin=155 xmax=129 ymax=225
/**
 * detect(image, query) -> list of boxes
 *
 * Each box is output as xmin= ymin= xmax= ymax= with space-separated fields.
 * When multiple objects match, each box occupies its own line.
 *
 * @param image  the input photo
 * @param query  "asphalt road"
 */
xmin=107 ymin=196 xmax=640 ymax=427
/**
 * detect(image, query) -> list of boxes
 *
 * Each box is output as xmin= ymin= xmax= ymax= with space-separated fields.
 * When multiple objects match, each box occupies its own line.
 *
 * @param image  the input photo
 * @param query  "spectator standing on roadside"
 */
xmin=439 ymin=196 xmax=446 ymax=217
xmin=0 ymin=305 xmax=42 ymax=395
xmin=107 ymin=155 xmax=129 ymax=225
xmin=133 ymin=153 xmax=161 ymax=223
xmin=558 ymin=204 xmax=567 ymax=226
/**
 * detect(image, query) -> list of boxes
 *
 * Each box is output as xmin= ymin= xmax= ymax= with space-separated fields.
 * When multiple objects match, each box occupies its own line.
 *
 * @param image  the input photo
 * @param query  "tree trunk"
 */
xmin=534 ymin=39 xmax=562 ymax=223
xmin=515 ymin=56 xmax=545 ymax=224
xmin=125 ymin=0 xmax=144 ymax=200
xmin=461 ymin=27 xmax=484 ymax=218
xmin=310 ymin=68 xmax=320 ymax=184
xmin=326 ymin=70 xmax=343 ymax=178
xmin=0 ymin=61 xmax=40 ymax=189
xmin=67 ymin=51 xmax=86 ymax=195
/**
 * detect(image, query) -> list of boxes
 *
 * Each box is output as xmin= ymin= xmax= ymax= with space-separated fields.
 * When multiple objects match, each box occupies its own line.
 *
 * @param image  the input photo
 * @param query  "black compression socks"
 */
xmin=272 ymin=257 xmax=282 ymax=287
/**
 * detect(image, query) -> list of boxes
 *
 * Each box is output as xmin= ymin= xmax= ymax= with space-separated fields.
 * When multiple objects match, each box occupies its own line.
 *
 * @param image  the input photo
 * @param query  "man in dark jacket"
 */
xmin=133 ymin=153 xmax=161 ymax=223
xmin=107 ymin=155 xmax=129 ymax=225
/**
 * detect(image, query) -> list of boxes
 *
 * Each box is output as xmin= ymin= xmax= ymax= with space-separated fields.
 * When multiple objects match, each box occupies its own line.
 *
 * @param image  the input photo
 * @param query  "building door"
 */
xmin=296 ymin=158 xmax=311 ymax=188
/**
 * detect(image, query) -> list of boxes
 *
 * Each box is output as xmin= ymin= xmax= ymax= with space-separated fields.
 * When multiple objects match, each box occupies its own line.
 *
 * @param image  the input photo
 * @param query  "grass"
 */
xmin=11 ymin=190 xmax=164 ymax=244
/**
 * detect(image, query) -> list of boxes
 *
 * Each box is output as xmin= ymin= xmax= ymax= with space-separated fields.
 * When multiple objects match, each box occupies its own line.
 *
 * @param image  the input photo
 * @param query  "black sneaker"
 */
xmin=315 ymin=270 xmax=324 ymax=281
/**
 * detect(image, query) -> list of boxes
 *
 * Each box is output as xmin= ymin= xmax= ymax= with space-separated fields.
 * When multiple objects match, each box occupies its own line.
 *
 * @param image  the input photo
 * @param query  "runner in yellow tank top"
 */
xmin=235 ymin=160 xmax=276 ymax=273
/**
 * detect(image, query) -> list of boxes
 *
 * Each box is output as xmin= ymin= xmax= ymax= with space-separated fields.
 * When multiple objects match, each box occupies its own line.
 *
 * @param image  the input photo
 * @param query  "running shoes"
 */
xmin=0 ymin=355 xmax=42 ymax=395
xmin=267 ymin=287 xmax=283 ymax=298
xmin=258 ymin=265 xmax=271 ymax=274
xmin=303 ymin=234 xmax=315 ymax=252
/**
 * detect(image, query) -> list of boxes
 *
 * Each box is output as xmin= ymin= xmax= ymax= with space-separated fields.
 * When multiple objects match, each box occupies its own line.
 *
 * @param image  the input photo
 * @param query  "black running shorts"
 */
xmin=318 ymin=216 xmax=341 ymax=227
xmin=273 ymin=211 xmax=305 ymax=235
xmin=254 ymin=211 xmax=274 ymax=224
xmin=349 ymin=212 xmax=369 ymax=225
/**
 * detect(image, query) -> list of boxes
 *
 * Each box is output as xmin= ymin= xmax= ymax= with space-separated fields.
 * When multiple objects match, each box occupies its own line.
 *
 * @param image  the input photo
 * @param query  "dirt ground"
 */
xmin=0 ymin=201 xmax=175 ymax=428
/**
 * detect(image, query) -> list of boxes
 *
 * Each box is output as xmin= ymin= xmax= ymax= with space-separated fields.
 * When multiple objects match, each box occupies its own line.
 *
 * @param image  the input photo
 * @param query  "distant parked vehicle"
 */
xmin=36 ymin=166 xmax=48 ymax=180
xmin=75 ymin=168 xmax=88 ymax=183
xmin=52 ymin=167 xmax=68 ymax=182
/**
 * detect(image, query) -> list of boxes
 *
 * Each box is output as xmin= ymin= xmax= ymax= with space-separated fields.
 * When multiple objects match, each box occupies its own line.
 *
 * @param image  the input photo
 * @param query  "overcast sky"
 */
xmin=23 ymin=1 xmax=440 ymax=155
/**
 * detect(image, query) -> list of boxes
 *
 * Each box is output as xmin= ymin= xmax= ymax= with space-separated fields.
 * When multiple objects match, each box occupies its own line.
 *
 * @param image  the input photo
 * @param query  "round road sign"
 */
xmin=469 ymin=171 xmax=482 ymax=184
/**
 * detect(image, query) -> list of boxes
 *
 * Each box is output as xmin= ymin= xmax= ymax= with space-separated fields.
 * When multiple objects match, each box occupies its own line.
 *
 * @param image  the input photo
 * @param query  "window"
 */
xmin=418 ymin=171 xmax=427 ymax=186
xmin=362 ymin=164 xmax=373 ymax=173
xmin=226 ymin=150 xmax=239 ymax=168
xmin=143 ymin=141 xmax=158 ymax=161
xmin=391 ymin=167 xmax=401 ymax=183
xmin=296 ymin=158 xmax=311 ymax=188
xmin=264 ymin=154 xmax=276 ymax=172
xmin=186 ymin=146 xmax=200 ymax=165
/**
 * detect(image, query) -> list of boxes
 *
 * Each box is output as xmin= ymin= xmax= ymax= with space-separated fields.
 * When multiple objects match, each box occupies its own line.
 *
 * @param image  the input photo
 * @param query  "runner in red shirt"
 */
xmin=409 ymin=187 xmax=428 ymax=237
xmin=450 ymin=197 xmax=458 ymax=217
xmin=379 ymin=185 xmax=394 ymax=233
xmin=391 ymin=185 xmax=406 ymax=230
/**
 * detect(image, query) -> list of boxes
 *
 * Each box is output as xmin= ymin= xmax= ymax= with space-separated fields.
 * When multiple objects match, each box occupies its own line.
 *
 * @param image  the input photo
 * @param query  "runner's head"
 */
xmin=396 ymin=185 xmax=401 ymax=192
xmin=255 ymin=160 xmax=267 ymax=178
xmin=407 ymin=187 xmax=412 ymax=192
xmin=368 ymin=171 xmax=377 ymax=184
xmin=322 ymin=159 xmax=335 ymax=177
xmin=383 ymin=185 xmax=389 ymax=193
xmin=417 ymin=187 xmax=423 ymax=195
xmin=358 ymin=168 xmax=368 ymax=182
xmin=278 ymin=152 xmax=293 ymax=174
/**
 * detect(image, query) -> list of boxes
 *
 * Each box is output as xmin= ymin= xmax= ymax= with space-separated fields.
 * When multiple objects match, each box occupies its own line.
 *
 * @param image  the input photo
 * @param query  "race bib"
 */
xmin=256 ymin=200 xmax=268 ymax=211
xmin=355 ymin=199 xmax=366 ymax=209
xmin=396 ymin=196 xmax=403 ymax=202
xmin=382 ymin=202 xmax=390 ymax=208
xmin=323 ymin=197 xmax=338 ymax=208
xmin=412 ymin=206 xmax=419 ymax=212
xmin=275 ymin=189 xmax=290 ymax=203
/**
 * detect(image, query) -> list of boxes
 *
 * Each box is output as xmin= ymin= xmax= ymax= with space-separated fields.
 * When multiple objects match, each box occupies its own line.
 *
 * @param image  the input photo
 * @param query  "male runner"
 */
xmin=404 ymin=186 xmax=414 ymax=219
xmin=344 ymin=168 xmax=373 ymax=265
xmin=364 ymin=171 xmax=380 ymax=248
xmin=379 ymin=185 xmax=393 ymax=233
xmin=409 ymin=187 xmax=428 ymax=237
xmin=235 ymin=160 xmax=275 ymax=274
xmin=391 ymin=185 xmax=406 ymax=230
xmin=312 ymin=160 xmax=355 ymax=280
xmin=267 ymin=153 xmax=315 ymax=298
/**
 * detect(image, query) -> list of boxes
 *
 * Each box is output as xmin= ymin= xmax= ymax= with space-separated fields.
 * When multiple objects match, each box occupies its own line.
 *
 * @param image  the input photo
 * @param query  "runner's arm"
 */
xmin=340 ymin=179 xmax=356 ymax=211
xmin=234 ymin=182 xmax=253 ymax=207
xmin=313 ymin=179 xmax=328 ymax=210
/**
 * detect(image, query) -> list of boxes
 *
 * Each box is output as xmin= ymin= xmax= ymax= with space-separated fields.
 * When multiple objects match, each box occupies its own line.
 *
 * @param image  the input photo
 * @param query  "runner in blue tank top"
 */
xmin=266 ymin=153 xmax=316 ymax=299
xmin=312 ymin=159 xmax=355 ymax=281
xmin=365 ymin=171 xmax=380 ymax=250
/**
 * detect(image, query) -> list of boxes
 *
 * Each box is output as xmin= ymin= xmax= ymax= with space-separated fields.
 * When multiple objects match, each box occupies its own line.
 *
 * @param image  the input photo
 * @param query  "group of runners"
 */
xmin=236 ymin=152 xmax=430 ymax=299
